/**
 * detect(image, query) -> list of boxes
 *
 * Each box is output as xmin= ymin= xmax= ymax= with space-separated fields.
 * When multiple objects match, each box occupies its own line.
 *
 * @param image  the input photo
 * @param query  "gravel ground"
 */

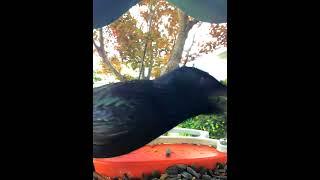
xmin=98 ymin=162 xmax=227 ymax=180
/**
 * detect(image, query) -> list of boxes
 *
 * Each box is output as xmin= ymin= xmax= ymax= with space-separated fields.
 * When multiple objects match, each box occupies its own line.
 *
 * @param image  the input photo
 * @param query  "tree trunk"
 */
xmin=183 ymin=22 xmax=202 ymax=66
xmin=93 ymin=28 xmax=126 ymax=82
xmin=161 ymin=10 xmax=198 ymax=75
xmin=138 ymin=62 xmax=145 ymax=80
xmin=146 ymin=49 xmax=154 ymax=79
xmin=140 ymin=0 xmax=155 ymax=80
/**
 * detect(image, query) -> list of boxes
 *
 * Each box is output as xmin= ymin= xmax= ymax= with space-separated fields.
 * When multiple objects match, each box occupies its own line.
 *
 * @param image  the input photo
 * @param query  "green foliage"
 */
xmin=220 ymin=79 xmax=227 ymax=86
xmin=93 ymin=71 xmax=102 ymax=83
xmin=178 ymin=78 xmax=227 ymax=139
xmin=178 ymin=114 xmax=226 ymax=139
xmin=123 ymin=74 xmax=135 ymax=81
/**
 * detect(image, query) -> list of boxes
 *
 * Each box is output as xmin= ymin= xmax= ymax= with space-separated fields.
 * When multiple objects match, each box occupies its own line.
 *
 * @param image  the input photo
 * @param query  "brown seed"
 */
xmin=198 ymin=166 xmax=207 ymax=175
xmin=160 ymin=174 xmax=168 ymax=180
xmin=207 ymin=169 xmax=215 ymax=177
xmin=152 ymin=171 xmax=161 ymax=178
xmin=166 ymin=166 xmax=179 ymax=175
xmin=186 ymin=167 xmax=200 ymax=179
xmin=176 ymin=164 xmax=187 ymax=173
xmin=181 ymin=172 xmax=193 ymax=179
xmin=166 ymin=148 xmax=171 ymax=157
xmin=201 ymin=175 xmax=212 ymax=180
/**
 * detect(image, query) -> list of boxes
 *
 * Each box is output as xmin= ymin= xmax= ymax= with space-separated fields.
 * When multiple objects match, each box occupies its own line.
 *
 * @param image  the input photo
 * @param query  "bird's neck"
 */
xmin=152 ymin=83 xmax=207 ymax=123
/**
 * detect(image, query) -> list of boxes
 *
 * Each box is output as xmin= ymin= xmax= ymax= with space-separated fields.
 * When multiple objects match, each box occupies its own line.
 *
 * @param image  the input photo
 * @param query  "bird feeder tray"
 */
xmin=93 ymin=128 xmax=227 ymax=178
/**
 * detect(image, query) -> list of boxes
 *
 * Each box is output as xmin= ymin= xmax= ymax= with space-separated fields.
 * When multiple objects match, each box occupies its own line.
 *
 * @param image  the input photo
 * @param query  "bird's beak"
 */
xmin=208 ymin=95 xmax=227 ymax=113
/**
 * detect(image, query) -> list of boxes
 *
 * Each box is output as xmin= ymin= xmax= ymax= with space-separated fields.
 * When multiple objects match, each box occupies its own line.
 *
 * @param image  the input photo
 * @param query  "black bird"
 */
xmin=93 ymin=66 xmax=227 ymax=179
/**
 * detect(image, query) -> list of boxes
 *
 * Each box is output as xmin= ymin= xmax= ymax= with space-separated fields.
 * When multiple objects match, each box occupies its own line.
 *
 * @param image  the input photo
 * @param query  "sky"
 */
xmin=184 ymin=48 xmax=227 ymax=81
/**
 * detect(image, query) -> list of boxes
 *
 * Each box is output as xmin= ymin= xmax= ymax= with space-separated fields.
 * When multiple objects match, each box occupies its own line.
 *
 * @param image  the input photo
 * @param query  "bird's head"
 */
xmin=156 ymin=66 xmax=227 ymax=114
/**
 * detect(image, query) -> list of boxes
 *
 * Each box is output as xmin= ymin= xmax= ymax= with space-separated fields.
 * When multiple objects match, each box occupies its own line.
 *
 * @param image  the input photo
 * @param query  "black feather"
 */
xmin=93 ymin=67 xmax=227 ymax=158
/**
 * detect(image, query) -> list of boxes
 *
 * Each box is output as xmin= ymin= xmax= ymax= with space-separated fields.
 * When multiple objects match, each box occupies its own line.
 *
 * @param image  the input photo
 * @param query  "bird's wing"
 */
xmin=93 ymin=81 xmax=155 ymax=146
xmin=93 ymin=97 xmax=138 ymax=145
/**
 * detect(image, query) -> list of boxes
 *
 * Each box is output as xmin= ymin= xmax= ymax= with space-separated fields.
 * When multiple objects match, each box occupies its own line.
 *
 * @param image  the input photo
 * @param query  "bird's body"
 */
xmin=93 ymin=67 xmax=227 ymax=158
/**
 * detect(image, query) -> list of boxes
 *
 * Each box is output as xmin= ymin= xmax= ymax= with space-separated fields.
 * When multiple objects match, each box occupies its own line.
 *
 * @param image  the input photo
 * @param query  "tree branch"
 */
xmin=140 ymin=0 xmax=155 ymax=80
xmin=182 ymin=22 xmax=202 ymax=66
xmin=94 ymin=28 xmax=126 ymax=82
xmin=186 ymin=19 xmax=198 ymax=32
xmin=161 ymin=10 xmax=197 ymax=75
xmin=146 ymin=49 xmax=154 ymax=79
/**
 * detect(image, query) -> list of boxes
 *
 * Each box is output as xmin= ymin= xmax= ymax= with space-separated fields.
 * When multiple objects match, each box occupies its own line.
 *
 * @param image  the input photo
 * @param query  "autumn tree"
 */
xmin=93 ymin=27 xmax=126 ymax=81
xmin=160 ymin=9 xmax=198 ymax=75
xmin=110 ymin=0 xmax=180 ymax=80
xmin=200 ymin=23 xmax=227 ymax=54
xmin=93 ymin=0 xmax=227 ymax=81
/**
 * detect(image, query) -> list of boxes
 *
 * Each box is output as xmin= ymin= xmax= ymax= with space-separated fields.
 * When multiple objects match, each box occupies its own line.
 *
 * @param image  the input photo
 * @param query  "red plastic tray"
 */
xmin=94 ymin=144 xmax=227 ymax=178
